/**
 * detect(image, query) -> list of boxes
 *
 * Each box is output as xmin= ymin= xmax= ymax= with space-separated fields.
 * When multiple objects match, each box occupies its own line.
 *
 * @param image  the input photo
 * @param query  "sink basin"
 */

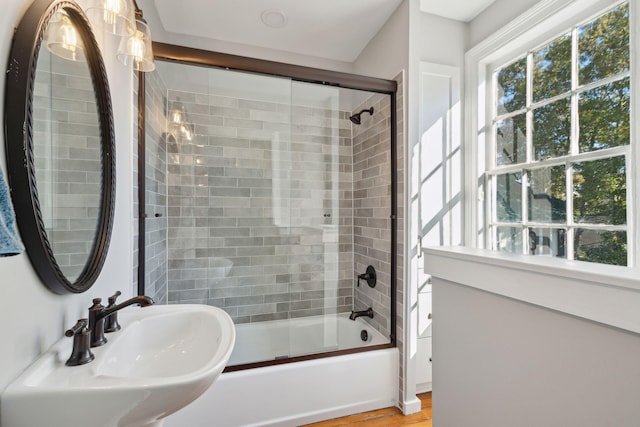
xmin=1 ymin=304 xmax=235 ymax=427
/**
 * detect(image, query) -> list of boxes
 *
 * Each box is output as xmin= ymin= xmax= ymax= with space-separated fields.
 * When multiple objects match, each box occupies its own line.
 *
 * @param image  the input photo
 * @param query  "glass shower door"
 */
xmin=144 ymin=57 xmax=395 ymax=368
xmin=286 ymin=81 xmax=344 ymax=358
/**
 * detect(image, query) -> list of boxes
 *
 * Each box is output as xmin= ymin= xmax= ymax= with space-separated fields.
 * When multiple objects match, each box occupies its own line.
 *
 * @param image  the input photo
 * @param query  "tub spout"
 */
xmin=349 ymin=307 xmax=374 ymax=321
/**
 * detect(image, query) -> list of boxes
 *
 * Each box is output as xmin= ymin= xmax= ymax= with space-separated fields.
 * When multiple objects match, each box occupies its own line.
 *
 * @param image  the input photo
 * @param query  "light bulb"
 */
xmin=128 ymin=31 xmax=146 ymax=65
xmin=105 ymin=0 xmax=122 ymax=14
xmin=117 ymin=18 xmax=155 ymax=72
xmin=102 ymin=0 xmax=122 ymax=25
xmin=86 ymin=0 xmax=134 ymax=36
xmin=46 ymin=10 xmax=85 ymax=61
xmin=60 ymin=19 xmax=78 ymax=53
xmin=171 ymin=109 xmax=183 ymax=124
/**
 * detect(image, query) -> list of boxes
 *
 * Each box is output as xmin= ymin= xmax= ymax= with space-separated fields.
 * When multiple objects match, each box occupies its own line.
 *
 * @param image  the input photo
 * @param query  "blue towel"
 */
xmin=0 ymin=166 xmax=24 ymax=257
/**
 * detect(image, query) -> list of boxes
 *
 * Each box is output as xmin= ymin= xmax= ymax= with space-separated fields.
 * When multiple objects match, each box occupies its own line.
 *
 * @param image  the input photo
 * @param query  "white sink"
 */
xmin=1 ymin=304 xmax=235 ymax=427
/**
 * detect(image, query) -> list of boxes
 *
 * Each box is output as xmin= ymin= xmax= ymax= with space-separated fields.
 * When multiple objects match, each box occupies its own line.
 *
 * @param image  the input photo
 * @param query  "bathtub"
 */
xmin=164 ymin=313 xmax=399 ymax=427
xmin=228 ymin=312 xmax=389 ymax=365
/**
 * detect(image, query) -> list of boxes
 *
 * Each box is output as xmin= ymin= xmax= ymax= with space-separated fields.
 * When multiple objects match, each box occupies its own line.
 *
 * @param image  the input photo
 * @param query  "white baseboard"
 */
xmin=402 ymin=396 xmax=422 ymax=415
xmin=416 ymin=381 xmax=433 ymax=394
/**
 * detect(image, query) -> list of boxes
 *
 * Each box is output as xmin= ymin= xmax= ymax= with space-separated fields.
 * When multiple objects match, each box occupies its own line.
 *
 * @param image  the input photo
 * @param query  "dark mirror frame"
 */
xmin=4 ymin=0 xmax=115 ymax=294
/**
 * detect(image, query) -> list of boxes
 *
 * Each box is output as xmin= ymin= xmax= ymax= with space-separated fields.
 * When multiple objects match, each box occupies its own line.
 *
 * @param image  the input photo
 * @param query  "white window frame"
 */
xmin=464 ymin=0 xmax=640 ymax=269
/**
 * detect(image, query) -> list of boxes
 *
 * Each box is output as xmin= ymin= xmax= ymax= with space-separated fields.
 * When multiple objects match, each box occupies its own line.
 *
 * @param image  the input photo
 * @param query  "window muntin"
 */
xmin=488 ymin=2 xmax=630 ymax=266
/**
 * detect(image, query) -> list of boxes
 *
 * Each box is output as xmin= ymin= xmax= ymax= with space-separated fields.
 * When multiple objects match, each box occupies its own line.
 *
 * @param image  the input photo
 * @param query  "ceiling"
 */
xmin=142 ymin=0 xmax=498 ymax=63
xmin=419 ymin=0 xmax=498 ymax=22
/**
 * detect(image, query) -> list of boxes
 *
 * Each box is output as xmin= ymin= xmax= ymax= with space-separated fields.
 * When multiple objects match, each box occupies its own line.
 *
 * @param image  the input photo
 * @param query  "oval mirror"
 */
xmin=4 ymin=0 xmax=115 ymax=294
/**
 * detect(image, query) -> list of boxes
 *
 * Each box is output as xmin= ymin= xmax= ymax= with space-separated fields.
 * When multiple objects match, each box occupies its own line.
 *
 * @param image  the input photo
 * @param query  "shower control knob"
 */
xmin=357 ymin=265 xmax=377 ymax=288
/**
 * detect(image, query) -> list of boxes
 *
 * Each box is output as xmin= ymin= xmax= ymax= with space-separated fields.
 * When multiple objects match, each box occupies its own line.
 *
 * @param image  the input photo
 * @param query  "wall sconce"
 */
xmin=86 ymin=0 xmax=155 ymax=72
xmin=45 ymin=10 xmax=86 ymax=62
xmin=85 ymin=0 xmax=135 ymax=36
xmin=116 ymin=14 xmax=155 ymax=72
xmin=168 ymin=100 xmax=194 ymax=141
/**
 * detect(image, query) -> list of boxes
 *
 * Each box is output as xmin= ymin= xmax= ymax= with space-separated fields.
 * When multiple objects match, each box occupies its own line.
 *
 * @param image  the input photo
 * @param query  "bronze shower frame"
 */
xmin=137 ymin=42 xmax=398 ymax=371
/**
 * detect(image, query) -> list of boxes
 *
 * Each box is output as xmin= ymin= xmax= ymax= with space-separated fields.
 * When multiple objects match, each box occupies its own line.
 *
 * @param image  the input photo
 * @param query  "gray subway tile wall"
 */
xmin=163 ymin=87 xmax=356 ymax=324
xmin=140 ymin=70 xmax=397 ymax=346
xmin=394 ymin=71 xmax=406 ymax=405
xmin=352 ymin=93 xmax=393 ymax=339
xmin=143 ymin=69 xmax=169 ymax=304
xmin=133 ymin=71 xmax=139 ymax=293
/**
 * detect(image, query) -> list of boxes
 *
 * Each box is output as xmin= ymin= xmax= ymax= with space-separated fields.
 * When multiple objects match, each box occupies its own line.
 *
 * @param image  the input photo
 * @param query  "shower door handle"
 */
xmin=417 ymin=235 xmax=423 ymax=258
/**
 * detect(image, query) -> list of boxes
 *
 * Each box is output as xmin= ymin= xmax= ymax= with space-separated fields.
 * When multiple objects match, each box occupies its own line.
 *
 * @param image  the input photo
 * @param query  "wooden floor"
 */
xmin=302 ymin=392 xmax=432 ymax=426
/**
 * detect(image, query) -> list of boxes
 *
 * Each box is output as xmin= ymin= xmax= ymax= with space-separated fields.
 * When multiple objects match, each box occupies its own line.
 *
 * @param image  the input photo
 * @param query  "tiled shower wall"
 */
xmin=394 ymin=71 xmax=406 ymax=407
xmin=352 ymin=93 xmax=393 ymax=339
xmin=165 ymin=90 xmax=355 ymax=323
xmin=142 ymin=70 xmax=169 ymax=304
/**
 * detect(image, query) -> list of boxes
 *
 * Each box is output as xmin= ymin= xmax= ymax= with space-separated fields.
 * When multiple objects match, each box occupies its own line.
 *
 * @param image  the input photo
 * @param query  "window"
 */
xmin=486 ymin=2 xmax=631 ymax=266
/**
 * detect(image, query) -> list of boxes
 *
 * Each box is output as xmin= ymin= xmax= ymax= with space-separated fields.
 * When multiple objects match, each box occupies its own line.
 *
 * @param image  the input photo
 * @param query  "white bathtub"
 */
xmin=229 ymin=313 xmax=389 ymax=365
xmin=164 ymin=314 xmax=399 ymax=427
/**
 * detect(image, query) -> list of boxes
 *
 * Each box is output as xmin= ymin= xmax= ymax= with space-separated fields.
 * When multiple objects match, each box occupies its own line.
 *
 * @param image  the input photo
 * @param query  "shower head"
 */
xmin=349 ymin=107 xmax=374 ymax=125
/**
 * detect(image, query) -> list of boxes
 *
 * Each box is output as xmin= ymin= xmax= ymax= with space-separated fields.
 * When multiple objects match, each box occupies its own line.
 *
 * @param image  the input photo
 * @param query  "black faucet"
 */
xmin=104 ymin=291 xmax=122 ymax=333
xmin=64 ymin=319 xmax=94 ymax=366
xmin=349 ymin=307 xmax=374 ymax=321
xmin=88 ymin=294 xmax=155 ymax=347
xmin=357 ymin=265 xmax=377 ymax=288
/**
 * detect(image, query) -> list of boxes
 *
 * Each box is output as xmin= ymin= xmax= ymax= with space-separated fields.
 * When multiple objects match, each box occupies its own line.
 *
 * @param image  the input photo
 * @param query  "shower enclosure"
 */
xmin=138 ymin=44 xmax=397 ymax=369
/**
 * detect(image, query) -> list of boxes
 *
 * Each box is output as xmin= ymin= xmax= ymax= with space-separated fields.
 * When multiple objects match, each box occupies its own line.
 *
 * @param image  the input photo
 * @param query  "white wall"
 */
xmin=403 ymin=2 xmax=467 ymax=413
xmin=433 ymin=279 xmax=640 ymax=427
xmin=418 ymin=12 xmax=466 ymax=66
xmin=0 ymin=0 xmax=135 ymax=393
xmin=353 ymin=0 xmax=410 ymax=80
xmin=467 ymin=0 xmax=542 ymax=48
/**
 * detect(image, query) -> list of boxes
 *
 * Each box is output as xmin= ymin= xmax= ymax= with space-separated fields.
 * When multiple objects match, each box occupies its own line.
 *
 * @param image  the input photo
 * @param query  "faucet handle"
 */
xmin=65 ymin=319 xmax=94 ymax=366
xmin=104 ymin=291 xmax=122 ymax=333
xmin=357 ymin=265 xmax=377 ymax=288
xmin=108 ymin=291 xmax=122 ymax=305
xmin=65 ymin=318 xmax=88 ymax=337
